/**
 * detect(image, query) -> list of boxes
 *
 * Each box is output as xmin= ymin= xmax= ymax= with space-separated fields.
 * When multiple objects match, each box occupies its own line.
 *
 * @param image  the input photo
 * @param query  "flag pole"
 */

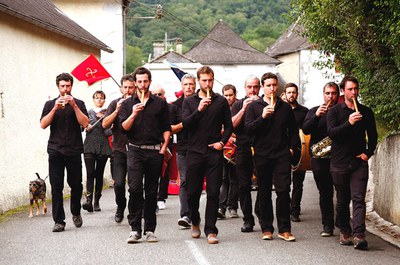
xmin=110 ymin=76 xmax=121 ymax=88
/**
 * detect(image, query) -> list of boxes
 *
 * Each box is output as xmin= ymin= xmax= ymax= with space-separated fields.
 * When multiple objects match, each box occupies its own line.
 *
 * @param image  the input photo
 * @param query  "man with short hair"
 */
xmin=302 ymin=82 xmax=339 ymax=237
xmin=245 ymin=72 xmax=299 ymax=242
xmin=40 ymin=72 xmax=89 ymax=232
xmin=102 ymin=74 xmax=135 ymax=223
xmin=231 ymin=75 xmax=260 ymax=232
xmin=182 ymin=66 xmax=233 ymax=244
xmin=170 ymin=74 xmax=196 ymax=228
xmin=119 ymin=67 xmax=171 ymax=243
xmin=283 ymin=83 xmax=309 ymax=222
xmin=327 ymin=76 xmax=377 ymax=250
xmin=218 ymin=84 xmax=239 ymax=219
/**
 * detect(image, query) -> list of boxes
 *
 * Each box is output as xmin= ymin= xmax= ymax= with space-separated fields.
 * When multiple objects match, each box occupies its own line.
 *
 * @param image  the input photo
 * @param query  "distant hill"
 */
xmin=126 ymin=0 xmax=292 ymax=71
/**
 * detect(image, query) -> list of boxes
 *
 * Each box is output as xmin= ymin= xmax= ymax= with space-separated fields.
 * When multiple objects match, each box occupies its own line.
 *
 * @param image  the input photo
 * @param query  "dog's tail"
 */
xmin=35 ymin=173 xmax=49 ymax=181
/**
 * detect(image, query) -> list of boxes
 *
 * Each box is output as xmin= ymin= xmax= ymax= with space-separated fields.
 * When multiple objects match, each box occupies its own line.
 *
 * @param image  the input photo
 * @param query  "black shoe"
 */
xmin=320 ymin=226 xmax=334 ymax=237
xmin=115 ymin=208 xmax=124 ymax=223
xmin=217 ymin=208 xmax=226 ymax=219
xmin=93 ymin=202 xmax=101 ymax=212
xmin=291 ymin=214 xmax=301 ymax=222
xmin=72 ymin=215 xmax=83 ymax=228
xmin=353 ymin=236 xmax=368 ymax=250
xmin=241 ymin=222 xmax=254 ymax=233
xmin=52 ymin=223 xmax=65 ymax=232
xmin=82 ymin=201 xmax=93 ymax=212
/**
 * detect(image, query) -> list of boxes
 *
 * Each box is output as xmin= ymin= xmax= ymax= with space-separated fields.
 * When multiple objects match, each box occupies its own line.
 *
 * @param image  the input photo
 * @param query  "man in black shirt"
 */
xmin=302 ymin=82 xmax=339 ymax=237
xmin=102 ymin=74 xmax=135 ymax=223
xmin=218 ymin=84 xmax=239 ymax=219
xmin=182 ymin=66 xmax=233 ymax=244
xmin=284 ymin=83 xmax=309 ymax=222
xmin=245 ymin=72 xmax=299 ymax=242
xmin=119 ymin=67 xmax=171 ymax=243
xmin=170 ymin=74 xmax=196 ymax=228
xmin=327 ymin=76 xmax=377 ymax=250
xmin=40 ymin=73 xmax=89 ymax=232
xmin=230 ymin=75 xmax=260 ymax=232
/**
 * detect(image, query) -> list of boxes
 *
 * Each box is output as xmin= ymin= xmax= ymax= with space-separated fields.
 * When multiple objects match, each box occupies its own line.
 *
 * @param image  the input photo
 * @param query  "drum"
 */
xmin=291 ymin=129 xmax=311 ymax=171
xmin=223 ymin=133 xmax=236 ymax=165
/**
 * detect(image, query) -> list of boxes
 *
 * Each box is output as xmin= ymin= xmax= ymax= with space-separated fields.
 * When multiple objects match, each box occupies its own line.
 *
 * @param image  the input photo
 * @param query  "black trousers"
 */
xmin=290 ymin=170 xmax=306 ymax=216
xmin=186 ymin=149 xmax=223 ymax=236
xmin=113 ymin=151 xmax=128 ymax=211
xmin=48 ymin=150 xmax=83 ymax=225
xmin=127 ymin=147 xmax=163 ymax=234
xmin=219 ymin=160 xmax=238 ymax=210
xmin=311 ymin=158 xmax=334 ymax=230
xmin=254 ymin=155 xmax=291 ymax=233
xmin=331 ymin=160 xmax=369 ymax=237
xmin=158 ymin=159 xmax=170 ymax=202
xmin=236 ymin=144 xmax=255 ymax=225
xmin=84 ymin=153 xmax=108 ymax=199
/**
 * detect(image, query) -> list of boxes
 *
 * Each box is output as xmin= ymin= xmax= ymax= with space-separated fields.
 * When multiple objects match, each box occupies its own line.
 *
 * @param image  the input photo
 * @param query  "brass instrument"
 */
xmin=61 ymin=93 xmax=67 ymax=109
xmin=311 ymin=136 xmax=332 ymax=158
xmin=353 ymin=98 xmax=359 ymax=112
xmin=140 ymin=90 xmax=145 ymax=102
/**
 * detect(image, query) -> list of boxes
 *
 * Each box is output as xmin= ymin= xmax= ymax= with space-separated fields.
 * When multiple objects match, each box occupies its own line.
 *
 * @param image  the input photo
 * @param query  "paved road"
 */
xmin=1 ymin=173 xmax=399 ymax=265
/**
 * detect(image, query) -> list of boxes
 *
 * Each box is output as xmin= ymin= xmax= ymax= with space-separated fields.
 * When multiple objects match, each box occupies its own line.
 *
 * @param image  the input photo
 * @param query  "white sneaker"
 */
xmin=157 ymin=201 xmax=166 ymax=210
xmin=145 ymin=231 xmax=158 ymax=242
xmin=127 ymin=231 xmax=141 ymax=243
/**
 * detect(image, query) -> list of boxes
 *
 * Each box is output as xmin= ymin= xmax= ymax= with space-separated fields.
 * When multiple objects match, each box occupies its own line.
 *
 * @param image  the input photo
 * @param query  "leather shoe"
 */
xmin=262 ymin=231 xmax=273 ymax=240
xmin=115 ymin=208 xmax=124 ymax=223
xmin=72 ymin=215 xmax=83 ymax=228
xmin=353 ymin=236 xmax=368 ymax=250
xmin=207 ymin=233 xmax=219 ymax=244
xmin=52 ymin=223 xmax=65 ymax=232
xmin=191 ymin=225 xmax=201 ymax=238
xmin=278 ymin=232 xmax=296 ymax=242
xmin=339 ymin=233 xmax=352 ymax=245
xmin=241 ymin=222 xmax=254 ymax=233
xmin=291 ymin=214 xmax=301 ymax=222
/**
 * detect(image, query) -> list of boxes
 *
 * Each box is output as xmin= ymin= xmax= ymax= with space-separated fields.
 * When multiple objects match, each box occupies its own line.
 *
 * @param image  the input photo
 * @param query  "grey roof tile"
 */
xmin=185 ymin=20 xmax=280 ymax=65
xmin=266 ymin=22 xmax=311 ymax=57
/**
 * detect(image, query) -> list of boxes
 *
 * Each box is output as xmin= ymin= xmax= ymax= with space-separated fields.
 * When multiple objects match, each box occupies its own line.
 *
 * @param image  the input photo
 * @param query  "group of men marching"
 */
xmin=41 ymin=66 xmax=377 ymax=250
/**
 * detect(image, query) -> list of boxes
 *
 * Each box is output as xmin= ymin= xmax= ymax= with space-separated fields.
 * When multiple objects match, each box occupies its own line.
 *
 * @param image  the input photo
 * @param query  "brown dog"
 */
xmin=29 ymin=173 xmax=47 ymax=218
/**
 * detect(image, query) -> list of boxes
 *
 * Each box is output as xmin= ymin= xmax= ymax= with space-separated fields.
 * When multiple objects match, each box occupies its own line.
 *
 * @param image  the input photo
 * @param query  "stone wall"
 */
xmin=371 ymin=134 xmax=400 ymax=225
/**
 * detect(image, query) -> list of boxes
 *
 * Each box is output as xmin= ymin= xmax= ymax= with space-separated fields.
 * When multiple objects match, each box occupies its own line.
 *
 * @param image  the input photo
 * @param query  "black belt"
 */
xmin=128 ymin=143 xmax=161 ymax=151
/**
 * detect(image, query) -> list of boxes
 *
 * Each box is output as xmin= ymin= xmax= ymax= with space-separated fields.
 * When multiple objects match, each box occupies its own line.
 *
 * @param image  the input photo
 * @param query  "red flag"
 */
xmin=71 ymin=54 xmax=111 ymax=85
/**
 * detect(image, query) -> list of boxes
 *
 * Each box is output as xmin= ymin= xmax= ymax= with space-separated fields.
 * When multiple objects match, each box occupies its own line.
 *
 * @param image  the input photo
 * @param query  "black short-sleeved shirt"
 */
xmin=245 ymin=97 xmax=299 ymax=159
xmin=104 ymin=97 xmax=129 ymax=153
xmin=170 ymin=96 xmax=190 ymax=154
xmin=182 ymin=91 xmax=233 ymax=155
xmin=119 ymin=93 xmax=171 ymax=145
xmin=40 ymin=96 xmax=88 ymax=156
xmin=326 ymin=101 xmax=378 ymax=170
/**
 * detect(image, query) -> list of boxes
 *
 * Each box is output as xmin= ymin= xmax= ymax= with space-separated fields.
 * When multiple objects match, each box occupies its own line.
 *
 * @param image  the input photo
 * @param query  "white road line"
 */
xmin=185 ymin=240 xmax=211 ymax=265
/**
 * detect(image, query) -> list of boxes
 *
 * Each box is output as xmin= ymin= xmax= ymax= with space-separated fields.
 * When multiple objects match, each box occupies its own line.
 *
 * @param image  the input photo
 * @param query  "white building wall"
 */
xmin=276 ymin=50 xmax=342 ymax=108
xmin=53 ymin=0 xmax=126 ymax=106
xmin=299 ymin=50 xmax=342 ymax=108
xmin=0 ymin=14 xmax=108 ymax=213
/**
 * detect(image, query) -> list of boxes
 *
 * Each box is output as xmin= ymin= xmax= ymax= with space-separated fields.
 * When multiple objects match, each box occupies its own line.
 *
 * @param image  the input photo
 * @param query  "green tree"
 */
xmin=126 ymin=45 xmax=144 ymax=73
xmin=291 ymin=0 xmax=400 ymax=132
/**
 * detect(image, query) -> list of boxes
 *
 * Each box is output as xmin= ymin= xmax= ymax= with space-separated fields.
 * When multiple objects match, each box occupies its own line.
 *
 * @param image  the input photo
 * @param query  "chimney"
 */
xmin=176 ymin=38 xmax=183 ymax=54
xmin=153 ymin=42 xmax=165 ymax=59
